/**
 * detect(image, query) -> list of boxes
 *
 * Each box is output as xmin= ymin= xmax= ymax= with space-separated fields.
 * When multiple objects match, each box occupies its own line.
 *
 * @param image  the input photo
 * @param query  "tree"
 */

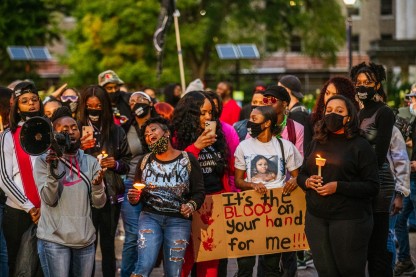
xmin=63 ymin=0 xmax=346 ymax=89
xmin=0 ymin=0 xmax=63 ymax=85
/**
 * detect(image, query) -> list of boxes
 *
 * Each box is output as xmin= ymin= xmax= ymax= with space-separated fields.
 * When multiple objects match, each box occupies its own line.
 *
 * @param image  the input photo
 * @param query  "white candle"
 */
xmin=97 ymin=151 xmax=108 ymax=164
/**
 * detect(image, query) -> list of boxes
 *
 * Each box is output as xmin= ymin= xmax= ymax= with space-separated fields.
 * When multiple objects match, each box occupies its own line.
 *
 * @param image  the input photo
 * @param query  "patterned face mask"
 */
xmin=148 ymin=135 xmax=169 ymax=155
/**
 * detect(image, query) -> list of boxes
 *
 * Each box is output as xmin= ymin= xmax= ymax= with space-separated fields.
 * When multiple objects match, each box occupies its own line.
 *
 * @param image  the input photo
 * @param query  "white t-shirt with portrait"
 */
xmin=234 ymin=137 xmax=303 ymax=189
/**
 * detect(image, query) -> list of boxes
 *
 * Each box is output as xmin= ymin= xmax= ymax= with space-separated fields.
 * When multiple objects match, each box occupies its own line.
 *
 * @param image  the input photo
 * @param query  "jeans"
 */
xmin=133 ymin=211 xmax=191 ymax=277
xmin=120 ymin=179 xmax=142 ymax=277
xmin=387 ymin=198 xmax=398 ymax=268
xmin=395 ymin=178 xmax=416 ymax=262
xmin=0 ymin=203 xmax=8 ymax=277
xmin=37 ymin=239 xmax=95 ymax=277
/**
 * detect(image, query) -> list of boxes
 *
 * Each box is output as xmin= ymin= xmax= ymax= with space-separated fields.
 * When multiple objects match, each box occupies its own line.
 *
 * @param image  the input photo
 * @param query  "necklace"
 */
xmin=276 ymin=115 xmax=287 ymax=138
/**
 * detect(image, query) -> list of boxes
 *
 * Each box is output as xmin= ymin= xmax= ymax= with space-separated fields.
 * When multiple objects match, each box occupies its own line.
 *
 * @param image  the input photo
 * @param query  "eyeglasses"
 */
xmin=129 ymin=97 xmax=150 ymax=105
xmin=61 ymin=95 xmax=78 ymax=102
xmin=355 ymin=80 xmax=375 ymax=87
xmin=19 ymin=96 xmax=40 ymax=105
xmin=262 ymin=96 xmax=279 ymax=105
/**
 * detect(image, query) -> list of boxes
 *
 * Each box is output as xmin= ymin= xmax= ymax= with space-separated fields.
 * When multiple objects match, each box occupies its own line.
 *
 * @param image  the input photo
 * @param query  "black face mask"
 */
xmin=66 ymin=140 xmax=81 ymax=154
xmin=20 ymin=110 xmax=41 ymax=120
xmin=356 ymin=86 xmax=377 ymax=102
xmin=108 ymin=91 xmax=121 ymax=103
xmin=87 ymin=109 xmax=101 ymax=122
xmin=324 ymin=113 xmax=347 ymax=133
xmin=62 ymin=102 xmax=78 ymax=113
xmin=247 ymin=121 xmax=265 ymax=138
xmin=132 ymin=103 xmax=150 ymax=118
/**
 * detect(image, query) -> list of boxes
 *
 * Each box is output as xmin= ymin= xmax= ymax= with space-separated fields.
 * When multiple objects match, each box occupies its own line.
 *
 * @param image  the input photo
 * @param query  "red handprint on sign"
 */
xmin=197 ymin=201 xmax=216 ymax=225
xmin=200 ymin=229 xmax=216 ymax=251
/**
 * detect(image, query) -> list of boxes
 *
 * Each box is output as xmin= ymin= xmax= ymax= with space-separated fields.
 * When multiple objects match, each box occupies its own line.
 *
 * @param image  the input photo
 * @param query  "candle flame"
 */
xmin=316 ymin=154 xmax=321 ymax=158
xmin=102 ymin=151 xmax=106 ymax=154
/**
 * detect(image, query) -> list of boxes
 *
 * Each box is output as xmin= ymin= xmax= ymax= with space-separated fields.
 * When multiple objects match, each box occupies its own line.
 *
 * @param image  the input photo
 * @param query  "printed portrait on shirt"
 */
xmin=249 ymin=154 xmax=279 ymax=184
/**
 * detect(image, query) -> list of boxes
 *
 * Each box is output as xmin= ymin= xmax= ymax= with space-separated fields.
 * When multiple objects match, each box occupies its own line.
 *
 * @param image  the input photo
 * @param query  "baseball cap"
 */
xmin=13 ymin=81 xmax=38 ymax=98
xmin=98 ymin=70 xmax=124 ymax=87
xmin=279 ymin=75 xmax=303 ymax=99
xmin=263 ymin=85 xmax=291 ymax=104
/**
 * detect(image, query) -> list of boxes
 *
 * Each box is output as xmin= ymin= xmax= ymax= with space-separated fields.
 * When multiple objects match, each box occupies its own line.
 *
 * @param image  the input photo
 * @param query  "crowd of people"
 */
xmin=0 ymin=62 xmax=416 ymax=277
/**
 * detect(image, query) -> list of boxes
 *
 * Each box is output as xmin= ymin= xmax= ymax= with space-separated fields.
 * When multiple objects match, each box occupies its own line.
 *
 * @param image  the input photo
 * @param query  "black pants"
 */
xmin=367 ymin=212 xmax=393 ymax=277
xmin=258 ymin=252 xmax=297 ymax=277
xmin=237 ymin=252 xmax=294 ymax=277
xmin=91 ymin=200 xmax=121 ymax=277
xmin=305 ymin=211 xmax=373 ymax=277
xmin=3 ymin=205 xmax=42 ymax=277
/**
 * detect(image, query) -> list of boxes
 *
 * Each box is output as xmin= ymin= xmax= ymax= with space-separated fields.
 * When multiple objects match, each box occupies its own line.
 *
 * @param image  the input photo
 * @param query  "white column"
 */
xmin=396 ymin=0 xmax=406 ymax=39
xmin=406 ymin=0 xmax=416 ymax=38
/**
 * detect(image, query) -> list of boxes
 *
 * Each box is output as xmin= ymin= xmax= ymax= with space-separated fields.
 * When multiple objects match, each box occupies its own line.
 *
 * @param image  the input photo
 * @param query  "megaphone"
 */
xmin=20 ymin=116 xmax=71 ymax=179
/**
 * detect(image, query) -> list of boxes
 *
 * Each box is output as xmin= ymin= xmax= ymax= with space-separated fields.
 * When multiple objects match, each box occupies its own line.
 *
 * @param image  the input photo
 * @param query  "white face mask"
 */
xmin=69 ymin=102 xmax=78 ymax=113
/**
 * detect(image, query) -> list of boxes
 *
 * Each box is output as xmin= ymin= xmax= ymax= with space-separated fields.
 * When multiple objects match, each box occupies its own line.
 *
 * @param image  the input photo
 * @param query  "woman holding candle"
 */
xmin=350 ymin=62 xmax=397 ymax=277
xmin=78 ymin=85 xmax=132 ymax=277
xmin=127 ymin=116 xmax=205 ymax=277
xmin=298 ymin=95 xmax=379 ymax=277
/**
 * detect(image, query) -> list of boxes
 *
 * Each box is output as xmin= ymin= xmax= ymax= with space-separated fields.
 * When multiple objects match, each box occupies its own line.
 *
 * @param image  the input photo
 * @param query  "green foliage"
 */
xmin=63 ymin=0 xmax=346 ymax=89
xmin=0 ymin=0 xmax=62 ymax=86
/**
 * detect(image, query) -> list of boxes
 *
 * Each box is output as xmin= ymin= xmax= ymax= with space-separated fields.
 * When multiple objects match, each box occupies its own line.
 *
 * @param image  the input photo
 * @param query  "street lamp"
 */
xmin=343 ymin=0 xmax=357 ymax=71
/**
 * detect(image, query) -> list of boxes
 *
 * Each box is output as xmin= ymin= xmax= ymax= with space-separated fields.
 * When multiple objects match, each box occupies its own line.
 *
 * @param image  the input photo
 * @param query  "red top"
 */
xmin=220 ymin=99 xmax=241 ymax=126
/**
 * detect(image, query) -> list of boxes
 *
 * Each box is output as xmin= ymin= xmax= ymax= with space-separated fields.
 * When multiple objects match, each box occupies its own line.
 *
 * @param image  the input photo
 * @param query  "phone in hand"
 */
xmin=205 ymin=121 xmax=216 ymax=136
xmin=82 ymin=126 xmax=94 ymax=141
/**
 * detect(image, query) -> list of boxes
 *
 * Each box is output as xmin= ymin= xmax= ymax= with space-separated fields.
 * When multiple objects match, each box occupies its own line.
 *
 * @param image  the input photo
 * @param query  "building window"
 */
xmin=381 ymin=0 xmax=393 ymax=15
xmin=290 ymin=36 xmax=301 ymax=52
xmin=352 ymin=35 xmax=359 ymax=52
xmin=380 ymin=34 xmax=393 ymax=40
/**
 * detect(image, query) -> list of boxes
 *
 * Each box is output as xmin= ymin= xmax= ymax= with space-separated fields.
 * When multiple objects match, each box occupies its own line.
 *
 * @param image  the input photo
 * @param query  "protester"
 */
xmin=239 ymin=82 xmax=267 ymax=120
xmin=216 ymin=81 xmax=241 ymax=125
xmin=172 ymin=90 xmax=230 ymax=276
xmin=154 ymin=102 xmax=174 ymax=121
xmin=60 ymin=87 xmax=80 ymax=119
xmin=0 ymin=86 xmax=12 ymax=277
xmin=394 ymin=85 xmax=416 ymax=275
xmin=234 ymin=105 xmax=302 ymax=276
xmin=119 ymin=91 xmax=158 ymax=277
xmin=351 ymin=62 xmax=397 ymax=277
xmin=0 ymin=81 xmax=43 ymax=276
xmin=278 ymin=75 xmax=308 ymax=126
xmin=297 ymin=95 xmax=379 ymax=276
xmin=34 ymin=107 xmax=106 ymax=277
xmin=43 ymin=99 xmax=62 ymax=119
xmin=78 ymin=85 xmax=132 ymax=277
xmin=163 ymin=83 xmax=182 ymax=107
xmin=127 ymin=116 xmax=205 ymax=277
xmin=234 ymin=89 xmax=267 ymax=142
xmin=304 ymin=76 xmax=358 ymax=151
xmin=98 ymin=70 xmax=131 ymax=125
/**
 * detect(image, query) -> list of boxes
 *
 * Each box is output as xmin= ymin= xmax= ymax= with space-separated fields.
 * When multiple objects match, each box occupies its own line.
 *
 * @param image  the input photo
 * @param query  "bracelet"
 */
xmin=186 ymin=203 xmax=195 ymax=212
xmin=188 ymin=200 xmax=197 ymax=211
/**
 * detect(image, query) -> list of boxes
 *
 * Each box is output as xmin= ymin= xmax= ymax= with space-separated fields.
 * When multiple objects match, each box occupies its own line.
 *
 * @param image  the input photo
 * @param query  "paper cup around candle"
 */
xmin=315 ymin=157 xmax=326 ymax=167
xmin=133 ymin=183 xmax=146 ymax=191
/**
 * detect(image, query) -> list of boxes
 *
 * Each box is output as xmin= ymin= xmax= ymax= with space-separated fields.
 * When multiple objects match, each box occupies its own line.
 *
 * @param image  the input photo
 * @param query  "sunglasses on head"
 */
xmin=61 ymin=95 xmax=79 ymax=102
xmin=262 ymin=96 xmax=279 ymax=105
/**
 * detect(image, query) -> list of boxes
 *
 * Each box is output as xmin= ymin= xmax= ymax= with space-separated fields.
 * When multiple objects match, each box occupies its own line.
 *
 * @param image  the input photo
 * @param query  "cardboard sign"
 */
xmin=192 ymin=187 xmax=309 ymax=262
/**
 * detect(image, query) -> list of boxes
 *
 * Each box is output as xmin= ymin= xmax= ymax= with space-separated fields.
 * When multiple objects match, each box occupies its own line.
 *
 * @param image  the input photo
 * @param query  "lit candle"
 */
xmin=0 ymin=115 xmax=3 ymax=132
xmin=97 ymin=151 xmax=108 ymax=164
xmin=315 ymin=155 xmax=326 ymax=177
xmin=133 ymin=183 xmax=146 ymax=191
